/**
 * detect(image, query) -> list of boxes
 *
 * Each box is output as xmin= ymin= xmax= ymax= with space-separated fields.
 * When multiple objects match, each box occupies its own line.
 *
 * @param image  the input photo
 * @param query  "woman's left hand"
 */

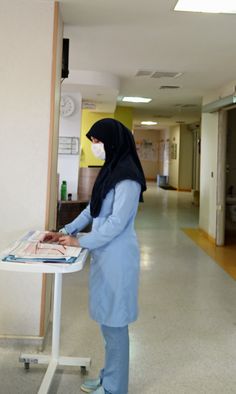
xmin=59 ymin=235 xmax=80 ymax=247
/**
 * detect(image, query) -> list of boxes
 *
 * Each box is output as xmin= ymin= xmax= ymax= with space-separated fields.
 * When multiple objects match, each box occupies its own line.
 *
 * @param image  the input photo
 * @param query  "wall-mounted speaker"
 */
xmin=61 ymin=38 xmax=69 ymax=79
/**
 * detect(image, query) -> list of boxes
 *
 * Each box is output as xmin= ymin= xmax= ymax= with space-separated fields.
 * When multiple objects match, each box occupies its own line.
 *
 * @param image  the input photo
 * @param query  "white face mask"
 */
xmin=91 ymin=142 xmax=106 ymax=160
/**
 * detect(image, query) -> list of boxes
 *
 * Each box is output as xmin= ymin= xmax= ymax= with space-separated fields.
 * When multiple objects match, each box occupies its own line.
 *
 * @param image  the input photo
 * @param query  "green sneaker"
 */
xmin=80 ymin=377 xmax=101 ymax=393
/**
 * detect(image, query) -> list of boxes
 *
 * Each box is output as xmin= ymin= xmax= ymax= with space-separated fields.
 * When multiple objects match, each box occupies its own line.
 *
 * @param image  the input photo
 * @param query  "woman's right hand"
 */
xmin=42 ymin=232 xmax=61 ymax=243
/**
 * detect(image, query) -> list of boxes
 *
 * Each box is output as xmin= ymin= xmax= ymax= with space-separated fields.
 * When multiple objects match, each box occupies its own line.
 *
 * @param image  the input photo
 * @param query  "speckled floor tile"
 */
xmin=1 ymin=184 xmax=236 ymax=393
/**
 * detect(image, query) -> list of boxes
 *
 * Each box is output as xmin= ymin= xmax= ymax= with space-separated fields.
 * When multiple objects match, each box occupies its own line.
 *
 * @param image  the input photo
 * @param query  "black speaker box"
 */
xmin=61 ymin=38 xmax=69 ymax=79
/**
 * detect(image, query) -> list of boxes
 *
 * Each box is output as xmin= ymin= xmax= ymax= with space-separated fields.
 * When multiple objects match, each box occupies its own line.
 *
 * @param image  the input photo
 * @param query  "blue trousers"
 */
xmin=99 ymin=325 xmax=129 ymax=394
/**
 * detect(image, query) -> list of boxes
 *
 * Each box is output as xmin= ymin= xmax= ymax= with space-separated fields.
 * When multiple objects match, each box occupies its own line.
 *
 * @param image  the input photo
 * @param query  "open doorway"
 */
xmin=216 ymin=107 xmax=236 ymax=246
xmin=225 ymin=108 xmax=236 ymax=244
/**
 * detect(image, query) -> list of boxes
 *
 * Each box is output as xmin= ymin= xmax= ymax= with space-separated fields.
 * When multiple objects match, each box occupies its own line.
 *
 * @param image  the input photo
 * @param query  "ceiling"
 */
xmin=60 ymin=0 xmax=236 ymax=129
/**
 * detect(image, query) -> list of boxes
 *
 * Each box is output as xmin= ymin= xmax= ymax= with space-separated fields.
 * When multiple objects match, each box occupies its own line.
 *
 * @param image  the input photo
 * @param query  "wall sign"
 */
xmin=170 ymin=143 xmax=177 ymax=160
xmin=136 ymin=139 xmax=157 ymax=161
xmin=58 ymin=137 xmax=79 ymax=155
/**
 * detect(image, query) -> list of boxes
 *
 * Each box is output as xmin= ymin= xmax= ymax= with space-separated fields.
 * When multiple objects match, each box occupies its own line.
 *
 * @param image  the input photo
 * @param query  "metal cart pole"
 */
xmin=0 ymin=240 xmax=91 ymax=394
xmin=19 ymin=268 xmax=91 ymax=394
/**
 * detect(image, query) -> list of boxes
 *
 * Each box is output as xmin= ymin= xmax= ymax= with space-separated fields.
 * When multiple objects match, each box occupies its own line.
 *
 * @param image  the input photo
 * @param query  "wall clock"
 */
xmin=60 ymin=95 xmax=75 ymax=117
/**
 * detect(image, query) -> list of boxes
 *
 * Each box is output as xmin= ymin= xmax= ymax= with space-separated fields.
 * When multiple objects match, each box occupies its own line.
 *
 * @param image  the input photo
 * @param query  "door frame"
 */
xmin=216 ymin=106 xmax=236 ymax=245
xmin=216 ymin=110 xmax=227 ymax=246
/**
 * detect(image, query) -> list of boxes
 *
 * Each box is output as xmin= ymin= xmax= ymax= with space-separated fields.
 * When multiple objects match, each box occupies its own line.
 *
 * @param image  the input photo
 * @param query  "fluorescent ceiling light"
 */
xmin=122 ymin=96 xmax=152 ymax=103
xmin=174 ymin=0 xmax=236 ymax=13
xmin=141 ymin=121 xmax=158 ymax=125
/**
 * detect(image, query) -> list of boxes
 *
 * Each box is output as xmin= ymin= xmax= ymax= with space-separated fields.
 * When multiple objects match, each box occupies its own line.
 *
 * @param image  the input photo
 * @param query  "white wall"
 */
xmin=199 ymin=113 xmax=218 ymax=238
xmin=0 ymin=1 xmax=60 ymax=338
xmin=168 ymin=125 xmax=194 ymax=190
xmin=179 ymin=125 xmax=193 ymax=190
xmin=133 ymin=128 xmax=167 ymax=180
xmin=168 ymin=125 xmax=180 ymax=188
xmin=57 ymin=92 xmax=82 ymax=199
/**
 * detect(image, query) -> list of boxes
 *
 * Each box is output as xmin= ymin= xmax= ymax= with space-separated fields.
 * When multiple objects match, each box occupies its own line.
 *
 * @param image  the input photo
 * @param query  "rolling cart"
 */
xmin=0 ymin=237 xmax=91 ymax=394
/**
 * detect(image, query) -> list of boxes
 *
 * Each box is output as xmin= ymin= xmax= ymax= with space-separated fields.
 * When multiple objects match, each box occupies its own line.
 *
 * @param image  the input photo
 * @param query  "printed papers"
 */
xmin=10 ymin=242 xmax=80 ymax=261
xmin=3 ymin=231 xmax=82 ymax=264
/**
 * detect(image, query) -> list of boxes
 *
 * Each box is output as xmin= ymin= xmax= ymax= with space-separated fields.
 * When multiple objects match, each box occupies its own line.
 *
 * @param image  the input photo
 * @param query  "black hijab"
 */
xmin=86 ymin=118 xmax=146 ymax=218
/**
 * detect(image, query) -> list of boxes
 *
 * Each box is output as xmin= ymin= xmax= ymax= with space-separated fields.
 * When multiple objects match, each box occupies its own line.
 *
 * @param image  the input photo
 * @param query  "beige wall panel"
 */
xmin=0 ymin=1 xmax=60 ymax=339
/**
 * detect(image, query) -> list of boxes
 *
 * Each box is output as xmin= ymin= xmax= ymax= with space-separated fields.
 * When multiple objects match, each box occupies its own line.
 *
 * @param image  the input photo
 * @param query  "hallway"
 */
xmin=1 ymin=184 xmax=236 ymax=393
xmin=134 ymin=184 xmax=236 ymax=393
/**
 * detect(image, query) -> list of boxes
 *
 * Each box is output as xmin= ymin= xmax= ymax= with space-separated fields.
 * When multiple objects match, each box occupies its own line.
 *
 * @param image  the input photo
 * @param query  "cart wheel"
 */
xmin=24 ymin=362 xmax=30 ymax=370
xmin=80 ymin=366 xmax=87 ymax=375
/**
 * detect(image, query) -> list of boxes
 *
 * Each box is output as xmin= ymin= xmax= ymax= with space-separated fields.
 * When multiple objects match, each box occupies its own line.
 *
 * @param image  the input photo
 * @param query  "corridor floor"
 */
xmin=1 ymin=183 xmax=236 ymax=393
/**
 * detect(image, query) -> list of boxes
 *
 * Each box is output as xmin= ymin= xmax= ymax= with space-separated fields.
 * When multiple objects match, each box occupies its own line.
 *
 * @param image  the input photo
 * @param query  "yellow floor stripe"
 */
xmin=183 ymin=228 xmax=236 ymax=281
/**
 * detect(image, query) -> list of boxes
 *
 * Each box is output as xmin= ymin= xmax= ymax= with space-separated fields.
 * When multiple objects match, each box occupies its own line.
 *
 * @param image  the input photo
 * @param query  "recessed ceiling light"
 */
xmin=122 ymin=96 xmax=152 ymax=103
xmin=151 ymin=71 xmax=183 ymax=79
xmin=174 ymin=0 xmax=236 ymax=14
xmin=141 ymin=121 xmax=158 ymax=125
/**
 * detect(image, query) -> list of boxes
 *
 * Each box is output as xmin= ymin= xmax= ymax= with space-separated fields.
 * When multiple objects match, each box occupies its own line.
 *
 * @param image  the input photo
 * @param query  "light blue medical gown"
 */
xmin=64 ymin=180 xmax=141 ymax=327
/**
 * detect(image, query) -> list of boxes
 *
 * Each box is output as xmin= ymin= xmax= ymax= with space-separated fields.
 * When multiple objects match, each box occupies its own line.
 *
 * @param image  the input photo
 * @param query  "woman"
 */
xmin=46 ymin=118 xmax=146 ymax=394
